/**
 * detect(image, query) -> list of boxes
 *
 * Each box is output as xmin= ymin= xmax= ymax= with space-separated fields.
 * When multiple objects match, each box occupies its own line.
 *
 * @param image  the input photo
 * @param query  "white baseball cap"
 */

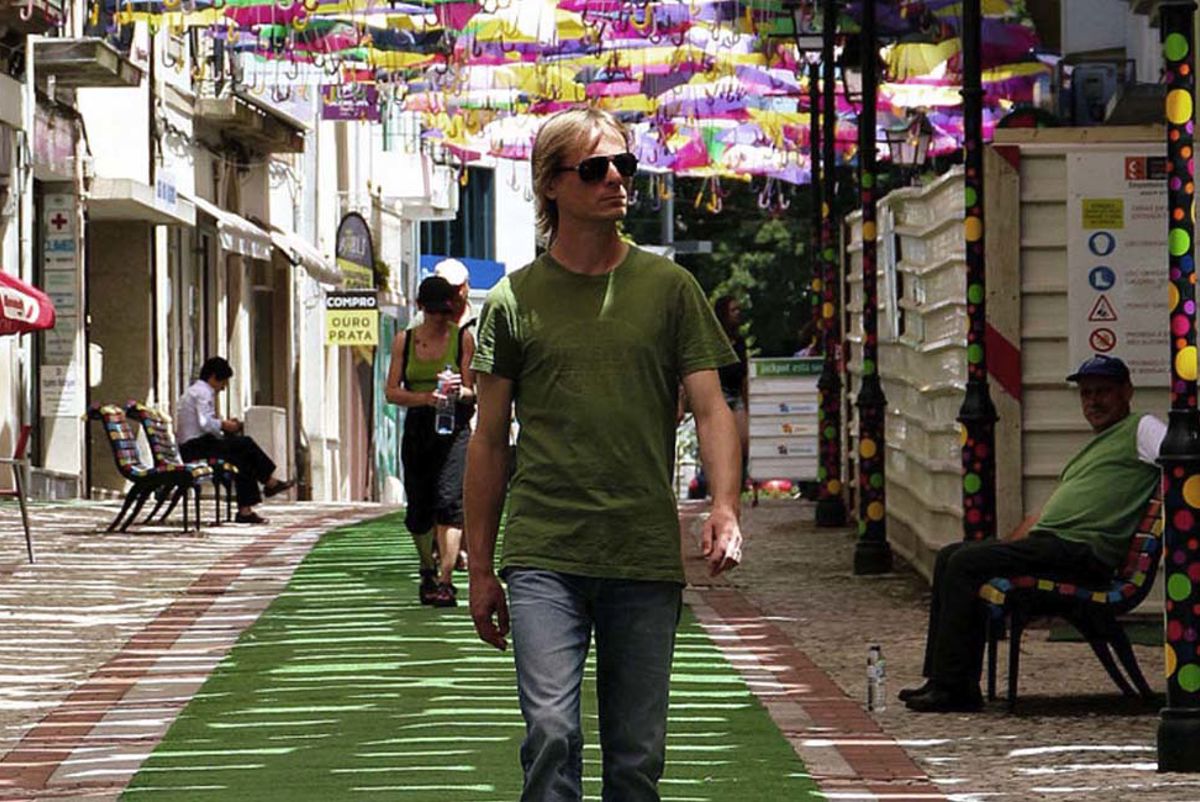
xmin=433 ymin=258 xmax=469 ymax=287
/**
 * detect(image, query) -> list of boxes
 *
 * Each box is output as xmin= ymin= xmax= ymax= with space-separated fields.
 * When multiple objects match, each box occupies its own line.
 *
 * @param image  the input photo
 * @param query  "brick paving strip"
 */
xmin=679 ymin=503 xmax=947 ymax=801
xmin=0 ymin=505 xmax=386 ymax=801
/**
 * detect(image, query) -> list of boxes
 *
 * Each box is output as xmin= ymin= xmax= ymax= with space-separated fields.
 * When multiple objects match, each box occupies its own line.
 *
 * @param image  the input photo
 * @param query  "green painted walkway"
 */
xmin=122 ymin=514 xmax=816 ymax=800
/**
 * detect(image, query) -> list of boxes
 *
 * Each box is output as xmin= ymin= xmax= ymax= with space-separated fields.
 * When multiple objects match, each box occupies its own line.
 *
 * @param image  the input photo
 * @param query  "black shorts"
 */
xmin=401 ymin=406 xmax=469 ymax=535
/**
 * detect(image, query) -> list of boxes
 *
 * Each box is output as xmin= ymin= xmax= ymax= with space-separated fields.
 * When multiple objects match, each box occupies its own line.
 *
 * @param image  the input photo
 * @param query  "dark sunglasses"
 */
xmin=555 ymin=152 xmax=639 ymax=183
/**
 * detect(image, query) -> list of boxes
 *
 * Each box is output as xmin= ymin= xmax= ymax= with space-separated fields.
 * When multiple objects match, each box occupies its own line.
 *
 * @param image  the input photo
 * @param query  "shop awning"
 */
xmin=270 ymin=227 xmax=342 ymax=286
xmin=190 ymin=196 xmax=271 ymax=260
xmin=87 ymin=178 xmax=196 ymax=226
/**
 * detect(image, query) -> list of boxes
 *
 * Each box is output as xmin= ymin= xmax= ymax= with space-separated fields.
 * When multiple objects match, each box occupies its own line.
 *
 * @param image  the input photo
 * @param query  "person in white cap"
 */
xmin=434 ymin=258 xmax=473 ymax=329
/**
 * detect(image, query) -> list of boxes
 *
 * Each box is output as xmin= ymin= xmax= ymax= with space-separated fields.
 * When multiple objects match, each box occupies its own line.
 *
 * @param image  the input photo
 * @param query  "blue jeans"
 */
xmin=505 ymin=569 xmax=683 ymax=802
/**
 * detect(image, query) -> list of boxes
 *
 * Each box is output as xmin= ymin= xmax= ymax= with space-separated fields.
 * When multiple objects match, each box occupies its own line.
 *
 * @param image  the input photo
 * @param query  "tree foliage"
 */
xmin=626 ymin=176 xmax=818 ymax=357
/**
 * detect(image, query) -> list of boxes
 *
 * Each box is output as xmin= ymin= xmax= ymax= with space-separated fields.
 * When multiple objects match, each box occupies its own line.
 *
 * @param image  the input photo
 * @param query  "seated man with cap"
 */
xmin=901 ymin=354 xmax=1165 ymax=712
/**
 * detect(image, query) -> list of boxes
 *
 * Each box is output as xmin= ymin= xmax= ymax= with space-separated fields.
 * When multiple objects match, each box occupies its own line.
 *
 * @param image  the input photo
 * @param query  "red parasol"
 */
xmin=0 ymin=269 xmax=56 ymax=336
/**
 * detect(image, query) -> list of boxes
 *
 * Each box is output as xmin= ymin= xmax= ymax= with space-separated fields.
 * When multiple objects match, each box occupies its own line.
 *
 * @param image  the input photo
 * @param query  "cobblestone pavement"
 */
xmin=0 ymin=497 xmax=387 ymax=799
xmin=1 ymin=494 xmax=1198 ymax=801
xmin=726 ymin=498 xmax=1199 ymax=802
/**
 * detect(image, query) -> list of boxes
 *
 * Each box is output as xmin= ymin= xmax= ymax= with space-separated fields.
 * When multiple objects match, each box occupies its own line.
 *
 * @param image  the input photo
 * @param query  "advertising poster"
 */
xmin=1066 ymin=149 xmax=1168 ymax=386
xmin=335 ymin=212 xmax=376 ymax=290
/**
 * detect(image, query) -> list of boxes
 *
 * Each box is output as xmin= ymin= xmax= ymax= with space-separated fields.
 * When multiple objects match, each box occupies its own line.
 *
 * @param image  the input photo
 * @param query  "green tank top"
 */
xmin=1034 ymin=413 xmax=1160 ymax=568
xmin=403 ymin=324 xmax=460 ymax=393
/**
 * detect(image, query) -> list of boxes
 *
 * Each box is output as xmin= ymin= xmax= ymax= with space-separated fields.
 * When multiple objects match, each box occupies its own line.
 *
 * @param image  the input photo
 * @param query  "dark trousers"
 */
xmin=920 ymin=534 xmax=1112 ymax=687
xmin=181 ymin=433 xmax=276 ymax=507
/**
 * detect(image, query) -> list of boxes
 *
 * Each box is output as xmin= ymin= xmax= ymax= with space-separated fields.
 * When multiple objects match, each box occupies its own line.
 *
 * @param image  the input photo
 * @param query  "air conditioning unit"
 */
xmin=1069 ymin=62 xmax=1122 ymax=125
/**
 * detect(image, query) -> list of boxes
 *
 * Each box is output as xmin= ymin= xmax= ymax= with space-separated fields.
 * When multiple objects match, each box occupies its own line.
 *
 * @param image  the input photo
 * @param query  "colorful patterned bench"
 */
xmin=124 ymin=402 xmax=226 ymax=531
xmin=88 ymin=404 xmax=190 ymax=532
xmin=980 ymin=488 xmax=1163 ymax=710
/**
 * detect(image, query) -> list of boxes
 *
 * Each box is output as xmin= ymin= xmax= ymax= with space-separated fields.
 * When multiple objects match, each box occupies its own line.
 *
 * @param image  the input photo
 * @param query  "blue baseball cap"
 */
xmin=1066 ymin=354 xmax=1131 ymax=383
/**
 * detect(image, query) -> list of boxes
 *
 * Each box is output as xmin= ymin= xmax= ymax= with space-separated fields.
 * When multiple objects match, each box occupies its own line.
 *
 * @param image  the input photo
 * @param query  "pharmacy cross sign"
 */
xmin=49 ymin=213 xmax=68 ymax=231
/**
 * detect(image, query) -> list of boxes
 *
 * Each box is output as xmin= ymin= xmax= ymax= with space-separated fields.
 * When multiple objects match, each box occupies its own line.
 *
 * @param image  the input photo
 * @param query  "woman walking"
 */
xmin=385 ymin=276 xmax=476 ymax=607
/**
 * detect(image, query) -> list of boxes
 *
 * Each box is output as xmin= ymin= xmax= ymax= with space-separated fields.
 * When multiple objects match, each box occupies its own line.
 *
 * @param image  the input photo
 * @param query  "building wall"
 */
xmin=86 ymin=222 xmax=153 ymax=493
xmin=1061 ymin=0 xmax=1134 ymax=56
xmin=992 ymin=127 xmax=1168 ymax=517
xmin=76 ymin=84 xmax=149 ymax=184
xmin=493 ymin=158 xmax=536 ymax=273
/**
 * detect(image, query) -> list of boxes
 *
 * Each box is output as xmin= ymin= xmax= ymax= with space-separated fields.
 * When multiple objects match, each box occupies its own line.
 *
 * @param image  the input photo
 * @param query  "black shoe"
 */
xmin=234 ymin=511 xmax=269 ymax=525
xmin=905 ymin=684 xmax=983 ymax=713
xmin=431 ymin=582 xmax=458 ymax=608
xmin=264 ymin=479 xmax=295 ymax=498
xmin=418 ymin=570 xmax=438 ymax=606
xmin=898 ymin=680 xmax=934 ymax=702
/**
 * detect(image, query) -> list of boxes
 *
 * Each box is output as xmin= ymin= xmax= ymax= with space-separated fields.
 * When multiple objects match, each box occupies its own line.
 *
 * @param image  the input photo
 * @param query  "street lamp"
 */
xmin=884 ymin=112 xmax=933 ymax=174
xmin=780 ymin=0 xmax=822 ymax=50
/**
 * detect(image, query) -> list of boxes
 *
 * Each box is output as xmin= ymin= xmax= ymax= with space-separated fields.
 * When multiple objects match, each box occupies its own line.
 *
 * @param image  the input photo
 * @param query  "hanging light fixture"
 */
xmin=781 ymin=0 xmax=823 ymax=50
xmin=885 ymin=111 xmax=933 ymax=169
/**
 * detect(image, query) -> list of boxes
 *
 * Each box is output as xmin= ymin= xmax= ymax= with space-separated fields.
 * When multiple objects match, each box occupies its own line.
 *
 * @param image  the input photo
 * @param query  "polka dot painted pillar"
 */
xmin=1158 ymin=0 xmax=1200 ymax=774
xmin=956 ymin=0 xmax=999 ymax=543
xmin=816 ymin=0 xmax=847 ymax=528
xmin=809 ymin=60 xmax=823 ymax=369
xmin=852 ymin=0 xmax=892 ymax=575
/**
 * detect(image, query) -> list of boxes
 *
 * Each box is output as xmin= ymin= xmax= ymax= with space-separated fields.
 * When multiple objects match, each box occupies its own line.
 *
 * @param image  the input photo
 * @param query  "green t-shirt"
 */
xmin=471 ymin=245 xmax=737 ymax=584
xmin=1035 ymin=412 xmax=1160 ymax=568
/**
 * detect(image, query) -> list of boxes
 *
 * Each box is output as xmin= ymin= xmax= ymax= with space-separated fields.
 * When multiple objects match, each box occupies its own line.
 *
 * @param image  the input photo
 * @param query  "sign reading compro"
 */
xmin=325 ymin=291 xmax=379 ymax=345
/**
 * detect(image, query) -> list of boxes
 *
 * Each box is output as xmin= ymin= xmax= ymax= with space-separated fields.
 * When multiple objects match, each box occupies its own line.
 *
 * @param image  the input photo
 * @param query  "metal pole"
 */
xmin=852 ymin=0 xmax=892 ymax=574
xmin=956 ymin=0 xmax=999 ymax=542
xmin=815 ymin=0 xmax=847 ymax=526
xmin=661 ymin=173 xmax=674 ymax=248
xmin=809 ymin=61 xmax=821 ymax=349
xmin=19 ymin=37 xmax=36 ymax=442
xmin=1158 ymin=0 xmax=1200 ymax=773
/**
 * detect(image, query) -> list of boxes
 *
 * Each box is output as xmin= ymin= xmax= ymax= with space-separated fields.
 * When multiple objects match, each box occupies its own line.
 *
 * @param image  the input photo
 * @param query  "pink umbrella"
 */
xmin=0 ymin=270 xmax=55 ymax=336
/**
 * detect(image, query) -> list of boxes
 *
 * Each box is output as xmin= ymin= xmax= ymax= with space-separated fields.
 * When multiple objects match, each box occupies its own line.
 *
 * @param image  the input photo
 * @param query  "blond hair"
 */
xmin=530 ymin=107 xmax=631 ymax=244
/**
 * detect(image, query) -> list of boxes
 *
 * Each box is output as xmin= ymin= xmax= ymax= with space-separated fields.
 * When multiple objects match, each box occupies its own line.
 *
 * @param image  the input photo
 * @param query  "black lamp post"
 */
xmin=815 ymin=0 xmax=847 ymax=526
xmin=780 ymin=0 xmax=825 ymax=359
xmin=956 ymin=0 xmax=999 ymax=544
xmin=809 ymin=60 xmax=822 ymax=352
xmin=1157 ymin=0 xmax=1200 ymax=773
xmin=853 ymin=0 xmax=892 ymax=575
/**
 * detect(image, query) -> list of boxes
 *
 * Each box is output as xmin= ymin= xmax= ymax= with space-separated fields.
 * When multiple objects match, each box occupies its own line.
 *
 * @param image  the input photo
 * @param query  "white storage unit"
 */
xmin=747 ymin=357 xmax=821 ymax=482
xmin=244 ymin=405 xmax=290 ymax=479
xmin=839 ymin=126 xmax=1169 ymax=588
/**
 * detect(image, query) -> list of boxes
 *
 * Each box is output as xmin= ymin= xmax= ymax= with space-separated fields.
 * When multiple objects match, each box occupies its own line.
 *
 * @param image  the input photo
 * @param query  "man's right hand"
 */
xmin=470 ymin=572 xmax=509 ymax=651
xmin=222 ymin=418 xmax=240 ymax=433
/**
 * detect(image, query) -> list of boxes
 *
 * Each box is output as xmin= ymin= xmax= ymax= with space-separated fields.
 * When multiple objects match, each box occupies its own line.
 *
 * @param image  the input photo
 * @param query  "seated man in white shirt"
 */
xmin=176 ymin=357 xmax=293 ymax=524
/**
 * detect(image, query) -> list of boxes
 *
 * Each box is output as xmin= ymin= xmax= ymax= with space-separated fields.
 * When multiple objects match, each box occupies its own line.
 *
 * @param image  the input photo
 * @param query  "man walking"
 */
xmin=465 ymin=107 xmax=744 ymax=801
xmin=902 ymin=354 xmax=1164 ymax=712
xmin=177 ymin=357 xmax=293 ymax=524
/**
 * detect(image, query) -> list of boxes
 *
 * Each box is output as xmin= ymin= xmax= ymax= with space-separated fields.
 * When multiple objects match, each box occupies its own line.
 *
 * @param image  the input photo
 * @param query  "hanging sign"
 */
xmin=336 ymin=211 xmax=376 ymax=290
xmin=321 ymin=85 xmax=381 ymax=123
xmin=325 ymin=290 xmax=379 ymax=346
xmin=1066 ymin=149 xmax=1168 ymax=386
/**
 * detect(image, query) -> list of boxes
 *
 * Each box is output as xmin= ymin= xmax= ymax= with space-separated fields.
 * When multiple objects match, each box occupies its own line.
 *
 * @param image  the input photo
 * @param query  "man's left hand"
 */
xmin=701 ymin=508 xmax=743 ymax=576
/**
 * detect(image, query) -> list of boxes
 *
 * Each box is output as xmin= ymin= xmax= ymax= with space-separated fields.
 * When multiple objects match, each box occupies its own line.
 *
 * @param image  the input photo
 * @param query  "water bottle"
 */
xmin=866 ymin=644 xmax=886 ymax=712
xmin=435 ymin=364 xmax=457 ymax=435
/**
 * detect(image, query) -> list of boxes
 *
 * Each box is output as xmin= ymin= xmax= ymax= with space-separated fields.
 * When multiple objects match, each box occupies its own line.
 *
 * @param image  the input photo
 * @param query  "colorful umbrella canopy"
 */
xmin=109 ymin=1 xmax=1052 ymax=189
xmin=0 ymin=271 xmax=56 ymax=337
